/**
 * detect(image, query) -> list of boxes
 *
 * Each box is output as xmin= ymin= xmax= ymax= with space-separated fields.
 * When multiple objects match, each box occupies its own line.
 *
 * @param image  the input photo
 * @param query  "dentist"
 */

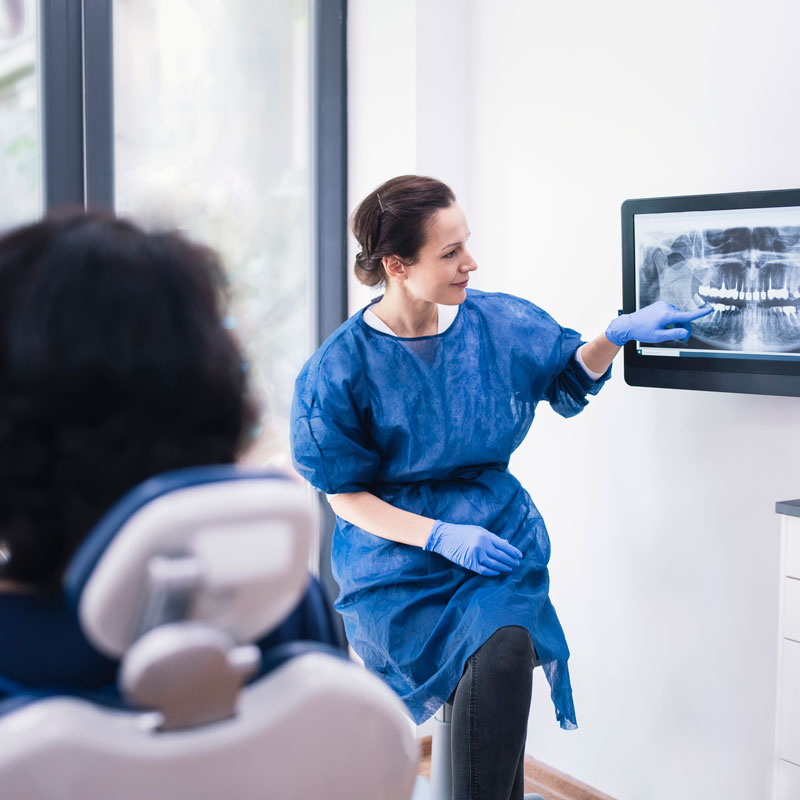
xmin=291 ymin=175 xmax=709 ymax=800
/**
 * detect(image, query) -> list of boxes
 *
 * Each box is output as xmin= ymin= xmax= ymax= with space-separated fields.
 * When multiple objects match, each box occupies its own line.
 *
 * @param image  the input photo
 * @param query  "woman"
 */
xmin=291 ymin=175 xmax=709 ymax=799
xmin=0 ymin=211 xmax=341 ymax=704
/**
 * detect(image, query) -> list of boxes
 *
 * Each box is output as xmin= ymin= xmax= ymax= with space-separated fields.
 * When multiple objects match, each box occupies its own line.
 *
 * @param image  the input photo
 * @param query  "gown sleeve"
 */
xmin=290 ymin=343 xmax=381 ymax=494
xmin=542 ymin=323 xmax=611 ymax=418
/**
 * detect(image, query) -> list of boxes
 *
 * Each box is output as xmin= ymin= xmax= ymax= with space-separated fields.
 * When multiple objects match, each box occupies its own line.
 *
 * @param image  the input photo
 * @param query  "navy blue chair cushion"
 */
xmin=0 ymin=590 xmax=119 ymax=698
xmin=0 ymin=637 xmax=350 ymax=721
xmin=0 ymin=573 xmax=345 ymax=713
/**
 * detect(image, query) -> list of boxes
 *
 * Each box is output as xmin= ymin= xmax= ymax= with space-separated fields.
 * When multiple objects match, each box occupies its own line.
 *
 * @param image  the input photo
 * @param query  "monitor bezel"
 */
xmin=621 ymin=187 xmax=800 ymax=397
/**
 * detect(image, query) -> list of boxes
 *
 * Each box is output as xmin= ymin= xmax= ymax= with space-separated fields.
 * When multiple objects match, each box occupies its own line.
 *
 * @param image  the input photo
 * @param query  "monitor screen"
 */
xmin=621 ymin=189 xmax=800 ymax=396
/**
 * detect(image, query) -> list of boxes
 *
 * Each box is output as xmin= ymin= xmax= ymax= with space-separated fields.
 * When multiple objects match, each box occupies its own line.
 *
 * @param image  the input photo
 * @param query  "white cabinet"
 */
xmin=781 ymin=640 xmax=800 ymax=768
xmin=776 ymin=503 xmax=800 ymax=800
xmin=786 ymin=581 xmax=800 ymax=644
xmin=777 ymin=759 xmax=800 ymax=800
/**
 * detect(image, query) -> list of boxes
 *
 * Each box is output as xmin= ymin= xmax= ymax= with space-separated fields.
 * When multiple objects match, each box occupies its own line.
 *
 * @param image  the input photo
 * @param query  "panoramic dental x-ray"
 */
xmin=636 ymin=208 xmax=800 ymax=354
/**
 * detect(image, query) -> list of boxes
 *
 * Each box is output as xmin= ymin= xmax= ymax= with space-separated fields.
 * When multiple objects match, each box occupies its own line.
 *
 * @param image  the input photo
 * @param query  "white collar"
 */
xmin=363 ymin=304 xmax=458 ymax=336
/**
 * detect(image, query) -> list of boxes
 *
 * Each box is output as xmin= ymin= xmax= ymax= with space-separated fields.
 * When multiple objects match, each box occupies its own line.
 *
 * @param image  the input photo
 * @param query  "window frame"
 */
xmin=41 ymin=0 xmax=84 ymax=208
xmin=312 ymin=0 xmax=348 ymax=629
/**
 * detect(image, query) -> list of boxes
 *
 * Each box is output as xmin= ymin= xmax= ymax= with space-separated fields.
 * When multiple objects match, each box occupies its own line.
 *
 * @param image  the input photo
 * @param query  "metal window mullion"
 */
xmin=313 ymin=0 xmax=348 ymax=639
xmin=41 ymin=0 xmax=85 ymax=210
xmin=315 ymin=0 xmax=348 ymax=344
xmin=82 ymin=0 xmax=114 ymax=211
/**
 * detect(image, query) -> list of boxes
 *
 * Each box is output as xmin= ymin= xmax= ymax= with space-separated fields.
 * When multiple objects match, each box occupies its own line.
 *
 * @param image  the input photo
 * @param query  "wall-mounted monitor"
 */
xmin=621 ymin=188 xmax=800 ymax=396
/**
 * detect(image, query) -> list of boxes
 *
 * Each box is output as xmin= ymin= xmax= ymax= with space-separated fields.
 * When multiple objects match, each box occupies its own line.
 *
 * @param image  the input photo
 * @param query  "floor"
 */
xmin=416 ymin=737 xmax=618 ymax=800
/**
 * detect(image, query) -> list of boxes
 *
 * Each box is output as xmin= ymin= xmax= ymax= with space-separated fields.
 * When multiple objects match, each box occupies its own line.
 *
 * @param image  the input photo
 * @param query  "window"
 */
xmin=113 ymin=0 xmax=314 ymax=468
xmin=0 ymin=0 xmax=40 ymax=229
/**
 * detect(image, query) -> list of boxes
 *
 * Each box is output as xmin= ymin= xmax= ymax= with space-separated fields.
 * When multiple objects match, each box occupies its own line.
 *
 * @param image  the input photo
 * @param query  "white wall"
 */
xmin=349 ymin=3 xmax=800 ymax=798
xmin=347 ymin=0 xmax=415 ymax=313
xmin=347 ymin=0 xmax=477 ymax=314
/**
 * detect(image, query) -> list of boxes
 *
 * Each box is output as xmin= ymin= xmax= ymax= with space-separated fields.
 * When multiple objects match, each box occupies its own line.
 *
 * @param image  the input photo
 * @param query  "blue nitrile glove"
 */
xmin=424 ymin=520 xmax=523 ymax=576
xmin=605 ymin=301 xmax=713 ymax=346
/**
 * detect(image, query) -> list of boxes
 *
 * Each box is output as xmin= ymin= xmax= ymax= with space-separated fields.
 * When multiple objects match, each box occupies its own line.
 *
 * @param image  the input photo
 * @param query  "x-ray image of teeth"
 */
xmin=636 ymin=214 xmax=800 ymax=353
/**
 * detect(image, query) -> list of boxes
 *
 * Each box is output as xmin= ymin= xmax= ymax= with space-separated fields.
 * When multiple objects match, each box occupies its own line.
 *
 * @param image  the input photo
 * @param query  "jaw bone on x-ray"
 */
xmin=637 ymin=214 xmax=800 ymax=353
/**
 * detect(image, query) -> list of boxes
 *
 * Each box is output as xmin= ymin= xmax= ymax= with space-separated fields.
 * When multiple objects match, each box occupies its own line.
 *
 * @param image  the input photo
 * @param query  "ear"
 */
xmin=382 ymin=255 xmax=408 ymax=281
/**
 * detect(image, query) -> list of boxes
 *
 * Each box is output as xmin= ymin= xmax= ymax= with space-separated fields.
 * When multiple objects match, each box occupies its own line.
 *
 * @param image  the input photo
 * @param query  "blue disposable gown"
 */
xmin=291 ymin=289 xmax=610 ymax=727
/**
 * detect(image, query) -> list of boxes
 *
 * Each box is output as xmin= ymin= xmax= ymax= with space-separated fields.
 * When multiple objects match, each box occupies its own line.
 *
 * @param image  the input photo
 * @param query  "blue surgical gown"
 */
xmin=291 ymin=289 xmax=610 ymax=727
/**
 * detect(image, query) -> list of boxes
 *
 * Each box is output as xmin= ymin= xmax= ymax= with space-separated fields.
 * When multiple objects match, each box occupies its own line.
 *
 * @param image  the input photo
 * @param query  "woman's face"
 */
xmin=399 ymin=203 xmax=477 ymax=305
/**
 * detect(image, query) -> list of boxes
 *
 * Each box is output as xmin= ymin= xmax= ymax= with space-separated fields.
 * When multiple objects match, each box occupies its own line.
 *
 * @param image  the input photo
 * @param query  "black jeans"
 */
xmin=448 ymin=625 xmax=536 ymax=800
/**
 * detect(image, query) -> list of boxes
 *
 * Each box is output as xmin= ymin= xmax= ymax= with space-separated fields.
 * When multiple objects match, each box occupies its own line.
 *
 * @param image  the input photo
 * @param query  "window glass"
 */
xmin=0 ymin=0 xmax=40 ymax=229
xmin=113 ymin=1 xmax=313 ymax=469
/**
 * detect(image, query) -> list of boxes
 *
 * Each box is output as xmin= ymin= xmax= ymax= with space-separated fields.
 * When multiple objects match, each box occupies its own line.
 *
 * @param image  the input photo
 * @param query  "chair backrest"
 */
xmin=65 ymin=466 xmax=311 ymax=657
xmin=0 ymin=467 xmax=418 ymax=800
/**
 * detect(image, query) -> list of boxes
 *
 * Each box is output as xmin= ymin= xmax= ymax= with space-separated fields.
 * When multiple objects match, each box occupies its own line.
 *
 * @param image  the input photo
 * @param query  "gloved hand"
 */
xmin=424 ymin=520 xmax=523 ymax=576
xmin=605 ymin=301 xmax=712 ymax=346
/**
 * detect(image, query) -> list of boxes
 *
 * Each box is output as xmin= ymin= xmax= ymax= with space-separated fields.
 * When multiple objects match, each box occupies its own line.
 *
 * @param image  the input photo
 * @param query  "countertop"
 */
xmin=776 ymin=499 xmax=800 ymax=517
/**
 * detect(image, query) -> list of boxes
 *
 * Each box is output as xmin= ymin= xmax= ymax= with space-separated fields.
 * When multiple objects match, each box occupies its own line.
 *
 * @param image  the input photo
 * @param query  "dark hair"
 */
xmin=351 ymin=175 xmax=456 ymax=286
xmin=0 ymin=211 xmax=258 ymax=586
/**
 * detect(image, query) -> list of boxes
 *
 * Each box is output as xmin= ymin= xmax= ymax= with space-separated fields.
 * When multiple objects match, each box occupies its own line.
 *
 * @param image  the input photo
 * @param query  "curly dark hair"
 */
xmin=0 ymin=211 xmax=258 ymax=586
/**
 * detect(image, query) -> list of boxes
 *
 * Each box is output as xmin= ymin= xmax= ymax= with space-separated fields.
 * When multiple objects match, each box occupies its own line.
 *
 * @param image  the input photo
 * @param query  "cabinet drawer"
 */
xmin=788 ymin=518 xmax=800 ymax=579
xmin=786 ymin=578 xmax=800 ymax=642
xmin=778 ymin=758 xmax=800 ymax=800
xmin=780 ymin=640 xmax=800 ymax=765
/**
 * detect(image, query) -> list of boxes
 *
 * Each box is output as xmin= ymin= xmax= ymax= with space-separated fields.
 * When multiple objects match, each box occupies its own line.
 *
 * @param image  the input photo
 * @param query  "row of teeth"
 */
xmin=709 ymin=303 xmax=798 ymax=315
xmin=698 ymin=285 xmax=799 ymax=301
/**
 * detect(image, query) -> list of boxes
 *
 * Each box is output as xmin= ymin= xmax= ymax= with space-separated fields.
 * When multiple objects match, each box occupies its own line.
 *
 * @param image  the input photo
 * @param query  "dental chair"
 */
xmin=0 ymin=466 xmax=418 ymax=800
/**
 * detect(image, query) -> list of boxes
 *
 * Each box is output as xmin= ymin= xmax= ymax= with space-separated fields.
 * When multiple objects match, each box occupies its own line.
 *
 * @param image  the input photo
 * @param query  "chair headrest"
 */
xmin=63 ymin=466 xmax=315 ymax=659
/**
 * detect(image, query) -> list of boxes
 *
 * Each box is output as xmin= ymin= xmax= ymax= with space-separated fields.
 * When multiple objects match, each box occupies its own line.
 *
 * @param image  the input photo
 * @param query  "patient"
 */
xmin=0 ymin=211 xmax=340 ymax=700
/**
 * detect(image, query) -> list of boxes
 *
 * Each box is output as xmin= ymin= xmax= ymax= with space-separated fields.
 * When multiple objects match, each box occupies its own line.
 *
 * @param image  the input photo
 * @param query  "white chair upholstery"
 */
xmin=0 ymin=653 xmax=417 ymax=800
